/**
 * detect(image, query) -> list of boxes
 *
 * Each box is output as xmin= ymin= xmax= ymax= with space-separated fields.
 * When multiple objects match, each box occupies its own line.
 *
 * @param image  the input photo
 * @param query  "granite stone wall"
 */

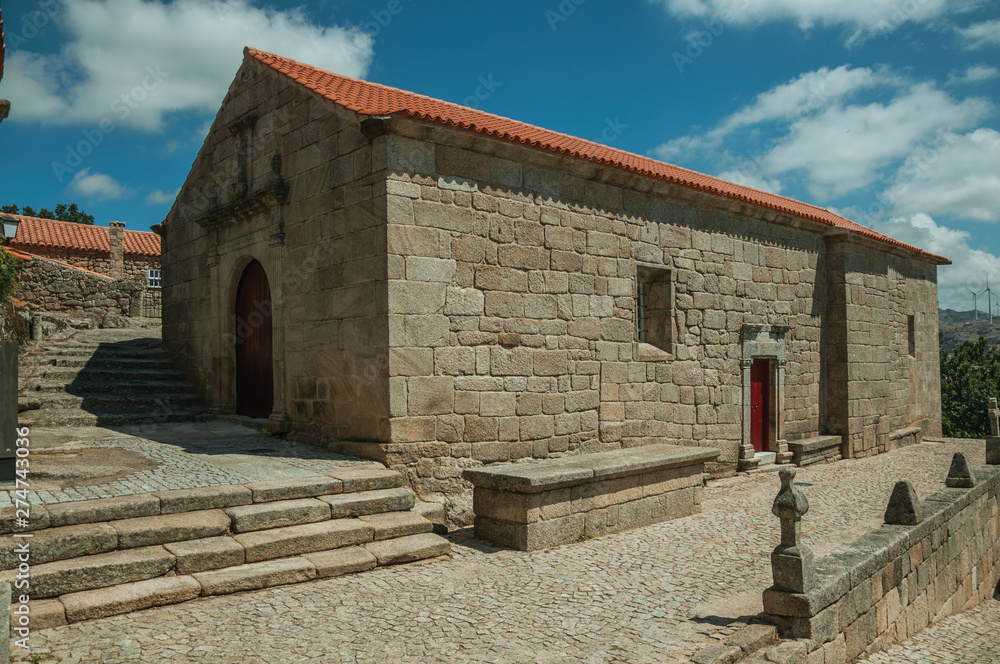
xmin=21 ymin=247 xmax=158 ymax=284
xmin=162 ymin=56 xmax=389 ymax=437
xmin=14 ymin=254 xmax=144 ymax=317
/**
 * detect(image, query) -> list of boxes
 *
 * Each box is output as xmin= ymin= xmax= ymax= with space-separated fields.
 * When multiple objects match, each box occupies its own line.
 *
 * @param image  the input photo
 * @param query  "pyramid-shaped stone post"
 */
xmin=771 ymin=467 xmax=814 ymax=593
xmin=987 ymin=398 xmax=1000 ymax=465
xmin=945 ymin=452 xmax=975 ymax=488
xmin=884 ymin=480 xmax=922 ymax=525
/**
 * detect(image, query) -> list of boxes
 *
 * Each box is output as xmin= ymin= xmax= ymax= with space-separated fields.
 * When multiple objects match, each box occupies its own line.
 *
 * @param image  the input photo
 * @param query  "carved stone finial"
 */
xmin=884 ymin=480 xmax=922 ymax=525
xmin=945 ymin=452 xmax=975 ymax=488
xmin=772 ymin=467 xmax=809 ymax=545
xmin=770 ymin=468 xmax=815 ymax=593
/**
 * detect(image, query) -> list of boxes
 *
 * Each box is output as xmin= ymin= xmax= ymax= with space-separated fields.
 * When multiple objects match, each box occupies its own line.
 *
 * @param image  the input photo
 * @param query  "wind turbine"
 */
xmin=967 ymin=286 xmax=984 ymax=321
xmin=986 ymin=278 xmax=994 ymax=325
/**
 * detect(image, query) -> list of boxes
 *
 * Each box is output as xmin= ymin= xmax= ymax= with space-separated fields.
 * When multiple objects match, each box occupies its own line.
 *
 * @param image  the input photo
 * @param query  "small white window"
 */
xmin=147 ymin=268 xmax=162 ymax=289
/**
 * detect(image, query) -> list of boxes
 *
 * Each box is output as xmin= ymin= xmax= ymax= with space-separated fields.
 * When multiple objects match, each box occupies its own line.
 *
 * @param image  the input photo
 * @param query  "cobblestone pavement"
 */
xmin=10 ymin=438 xmax=992 ymax=664
xmin=0 ymin=421 xmax=370 ymax=507
xmin=859 ymin=596 xmax=1000 ymax=664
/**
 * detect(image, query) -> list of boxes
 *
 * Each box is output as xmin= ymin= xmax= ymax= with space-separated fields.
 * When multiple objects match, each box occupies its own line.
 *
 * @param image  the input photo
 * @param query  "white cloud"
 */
xmin=886 ymin=128 xmax=1000 ymax=223
xmin=0 ymin=0 xmax=374 ymax=131
xmin=947 ymin=64 xmax=1000 ymax=85
xmin=956 ymin=19 xmax=1000 ymax=49
xmin=70 ymin=168 xmax=128 ymax=200
xmin=656 ymin=66 xmax=886 ymax=160
xmin=147 ymin=188 xmax=180 ymax=204
xmin=761 ymin=83 xmax=992 ymax=198
xmin=654 ymin=0 xmax=977 ymax=44
xmin=715 ymin=170 xmax=783 ymax=194
xmin=870 ymin=214 xmax=1000 ymax=310
xmin=657 ymin=69 xmax=994 ymax=201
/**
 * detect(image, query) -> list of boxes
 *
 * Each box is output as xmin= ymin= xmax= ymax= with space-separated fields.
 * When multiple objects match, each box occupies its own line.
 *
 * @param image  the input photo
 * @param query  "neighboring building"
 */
xmin=8 ymin=215 xmax=162 ymax=317
xmin=8 ymin=215 xmax=160 ymax=286
xmin=161 ymin=48 xmax=948 ymax=521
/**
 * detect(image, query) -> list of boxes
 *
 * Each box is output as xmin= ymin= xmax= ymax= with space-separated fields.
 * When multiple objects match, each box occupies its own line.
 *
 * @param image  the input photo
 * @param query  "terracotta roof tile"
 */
xmin=6 ymin=214 xmax=160 ymax=257
xmin=247 ymin=47 xmax=949 ymax=265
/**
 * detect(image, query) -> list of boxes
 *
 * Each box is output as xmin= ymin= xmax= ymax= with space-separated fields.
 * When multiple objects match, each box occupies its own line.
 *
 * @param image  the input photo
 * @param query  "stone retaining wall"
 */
xmin=13 ymin=254 xmax=144 ymax=317
xmin=763 ymin=462 xmax=1000 ymax=663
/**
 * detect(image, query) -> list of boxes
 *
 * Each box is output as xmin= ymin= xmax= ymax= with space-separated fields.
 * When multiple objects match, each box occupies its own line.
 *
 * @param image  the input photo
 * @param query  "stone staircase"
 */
xmin=18 ymin=326 xmax=203 ymax=427
xmin=1 ymin=467 xmax=450 ymax=627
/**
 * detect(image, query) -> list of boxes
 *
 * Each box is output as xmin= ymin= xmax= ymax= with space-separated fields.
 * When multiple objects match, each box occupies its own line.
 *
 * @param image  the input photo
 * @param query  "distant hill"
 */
xmin=939 ymin=309 xmax=1000 ymax=351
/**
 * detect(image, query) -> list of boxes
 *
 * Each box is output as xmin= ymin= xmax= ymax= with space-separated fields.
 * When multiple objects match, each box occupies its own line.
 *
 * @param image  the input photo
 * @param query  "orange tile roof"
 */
xmin=247 ymin=47 xmax=949 ymax=266
xmin=6 ymin=214 xmax=160 ymax=257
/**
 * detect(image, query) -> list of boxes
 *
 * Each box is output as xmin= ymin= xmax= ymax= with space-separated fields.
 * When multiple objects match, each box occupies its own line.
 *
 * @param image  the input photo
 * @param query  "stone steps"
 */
xmin=46 ymin=356 xmax=177 ymax=369
xmin=33 ymin=366 xmax=188 ymax=381
xmin=1 ymin=469 xmax=451 ymax=628
xmin=16 ymin=406 xmax=203 ymax=427
xmin=17 ymin=391 xmax=201 ymax=410
xmin=22 ymin=378 xmax=195 ymax=395
xmin=18 ymin=326 xmax=203 ymax=426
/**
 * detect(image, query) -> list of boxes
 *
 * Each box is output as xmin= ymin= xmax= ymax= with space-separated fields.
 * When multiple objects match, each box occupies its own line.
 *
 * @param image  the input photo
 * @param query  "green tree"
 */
xmin=0 ymin=245 xmax=20 ymax=308
xmin=939 ymin=335 xmax=1000 ymax=437
xmin=2 ymin=203 xmax=95 ymax=224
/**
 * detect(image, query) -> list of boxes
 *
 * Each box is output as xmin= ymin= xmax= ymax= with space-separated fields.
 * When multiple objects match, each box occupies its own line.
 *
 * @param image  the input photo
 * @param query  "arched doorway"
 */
xmin=235 ymin=259 xmax=273 ymax=418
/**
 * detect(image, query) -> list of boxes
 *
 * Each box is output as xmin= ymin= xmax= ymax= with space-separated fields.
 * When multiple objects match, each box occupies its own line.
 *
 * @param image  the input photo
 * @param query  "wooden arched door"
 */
xmin=235 ymin=259 xmax=273 ymax=418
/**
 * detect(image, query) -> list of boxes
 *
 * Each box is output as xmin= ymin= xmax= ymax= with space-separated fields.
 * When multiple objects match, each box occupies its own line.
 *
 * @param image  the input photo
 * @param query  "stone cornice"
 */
xmin=192 ymin=181 xmax=288 ymax=231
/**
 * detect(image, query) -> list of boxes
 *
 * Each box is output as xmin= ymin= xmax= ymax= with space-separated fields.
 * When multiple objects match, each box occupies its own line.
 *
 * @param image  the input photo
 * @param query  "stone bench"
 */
xmin=462 ymin=444 xmax=719 ymax=550
xmin=786 ymin=435 xmax=842 ymax=467
xmin=887 ymin=426 xmax=922 ymax=450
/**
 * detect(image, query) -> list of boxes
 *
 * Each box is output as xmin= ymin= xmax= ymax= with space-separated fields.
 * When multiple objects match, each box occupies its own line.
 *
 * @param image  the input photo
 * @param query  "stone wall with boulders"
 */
xmin=22 ymin=247 xmax=158 ymax=284
xmin=13 ymin=254 xmax=144 ymax=317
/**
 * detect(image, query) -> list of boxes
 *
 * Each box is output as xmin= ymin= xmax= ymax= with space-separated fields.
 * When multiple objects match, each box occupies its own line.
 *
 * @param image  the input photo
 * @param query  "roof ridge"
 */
xmin=5 ymin=213 xmax=158 ymax=235
xmin=244 ymin=47 xmax=949 ymax=265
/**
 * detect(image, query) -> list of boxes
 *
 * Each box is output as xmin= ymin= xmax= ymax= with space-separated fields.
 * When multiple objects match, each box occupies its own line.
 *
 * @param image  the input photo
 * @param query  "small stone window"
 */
xmin=636 ymin=266 xmax=672 ymax=352
xmin=147 ymin=268 xmax=162 ymax=289
xmin=907 ymin=315 xmax=915 ymax=357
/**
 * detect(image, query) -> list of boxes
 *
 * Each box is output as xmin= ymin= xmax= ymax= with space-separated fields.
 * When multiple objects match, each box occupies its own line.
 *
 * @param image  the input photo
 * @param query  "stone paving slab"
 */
xmin=9 ymin=438 xmax=993 ymax=664
xmin=0 ymin=421 xmax=374 ymax=507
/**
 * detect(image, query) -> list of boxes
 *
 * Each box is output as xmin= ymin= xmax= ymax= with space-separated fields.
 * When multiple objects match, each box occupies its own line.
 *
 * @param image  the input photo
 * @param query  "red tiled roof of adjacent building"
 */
xmin=247 ymin=47 xmax=950 ymax=266
xmin=6 ymin=214 xmax=160 ymax=256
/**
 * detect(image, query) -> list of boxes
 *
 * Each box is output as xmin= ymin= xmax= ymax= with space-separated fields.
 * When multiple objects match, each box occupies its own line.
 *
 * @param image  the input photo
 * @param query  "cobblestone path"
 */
xmin=859 ymin=597 xmax=1000 ymax=664
xmin=10 ymin=438 xmax=991 ymax=664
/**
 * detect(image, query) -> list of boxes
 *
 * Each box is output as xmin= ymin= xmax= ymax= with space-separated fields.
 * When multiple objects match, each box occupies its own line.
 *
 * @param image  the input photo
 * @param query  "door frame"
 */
xmin=750 ymin=358 xmax=771 ymax=453
xmin=739 ymin=325 xmax=789 ymax=471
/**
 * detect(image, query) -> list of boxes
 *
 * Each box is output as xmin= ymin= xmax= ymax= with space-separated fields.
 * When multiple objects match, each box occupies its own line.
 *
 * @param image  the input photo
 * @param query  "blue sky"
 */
xmin=1 ymin=0 xmax=998 ymax=311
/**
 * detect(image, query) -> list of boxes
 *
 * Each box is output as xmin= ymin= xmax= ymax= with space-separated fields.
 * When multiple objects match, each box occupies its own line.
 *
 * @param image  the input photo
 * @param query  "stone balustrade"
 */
xmin=462 ymin=444 xmax=719 ymax=550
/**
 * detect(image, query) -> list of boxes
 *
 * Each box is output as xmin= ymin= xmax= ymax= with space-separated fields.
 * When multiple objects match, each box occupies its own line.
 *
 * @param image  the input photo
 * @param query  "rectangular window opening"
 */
xmin=147 ymin=268 xmax=162 ymax=289
xmin=636 ymin=266 xmax=672 ymax=352
xmin=907 ymin=315 xmax=915 ymax=357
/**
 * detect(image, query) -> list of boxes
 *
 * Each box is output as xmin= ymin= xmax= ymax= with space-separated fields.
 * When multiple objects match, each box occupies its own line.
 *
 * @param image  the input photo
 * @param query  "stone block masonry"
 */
xmin=763 ymin=460 xmax=1000 ymax=663
xmin=161 ymin=50 xmax=945 ymax=528
xmin=463 ymin=444 xmax=718 ymax=550
xmin=12 ymin=253 xmax=145 ymax=317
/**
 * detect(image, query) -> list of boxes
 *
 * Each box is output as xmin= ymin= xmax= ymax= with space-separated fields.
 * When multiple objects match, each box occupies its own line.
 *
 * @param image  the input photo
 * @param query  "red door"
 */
xmin=235 ymin=260 xmax=273 ymax=418
xmin=750 ymin=359 xmax=770 ymax=453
